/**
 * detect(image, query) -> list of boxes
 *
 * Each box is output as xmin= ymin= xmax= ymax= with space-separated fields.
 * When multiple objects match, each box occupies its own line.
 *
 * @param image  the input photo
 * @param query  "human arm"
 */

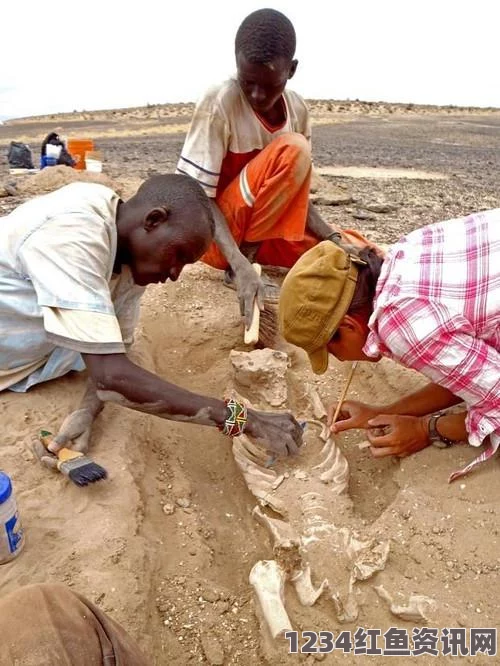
xmin=329 ymin=382 xmax=462 ymax=433
xmin=40 ymin=353 xmax=303 ymax=460
xmin=306 ymin=203 xmax=374 ymax=258
xmin=80 ymin=352 xmax=303 ymax=456
xmin=32 ymin=378 xmax=104 ymax=467
xmin=306 ymin=202 xmax=336 ymax=241
xmin=366 ymin=410 xmax=468 ymax=458
xmin=338 ymin=298 xmax=499 ymax=457
xmin=210 ymin=200 xmax=265 ymax=327
xmin=378 ymin=300 xmax=500 ymax=449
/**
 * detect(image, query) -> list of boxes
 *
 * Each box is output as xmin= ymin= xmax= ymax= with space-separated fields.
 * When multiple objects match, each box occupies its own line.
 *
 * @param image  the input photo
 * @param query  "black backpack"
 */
xmin=7 ymin=141 xmax=35 ymax=169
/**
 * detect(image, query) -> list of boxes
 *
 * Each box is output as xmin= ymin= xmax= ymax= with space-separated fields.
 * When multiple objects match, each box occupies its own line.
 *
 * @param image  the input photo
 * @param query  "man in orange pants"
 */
xmin=177 ymin=9 xmax=371 ymax=326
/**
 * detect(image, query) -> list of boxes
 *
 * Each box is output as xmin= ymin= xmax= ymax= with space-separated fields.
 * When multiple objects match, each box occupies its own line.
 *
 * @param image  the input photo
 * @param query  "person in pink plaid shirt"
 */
xmin=279 ymin=210 xmax=499 ymax=481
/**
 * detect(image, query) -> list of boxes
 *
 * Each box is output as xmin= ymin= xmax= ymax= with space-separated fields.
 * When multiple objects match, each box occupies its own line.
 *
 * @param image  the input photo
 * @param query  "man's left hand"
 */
xmin=367 ymin=414 xmax=430 ymax=458
xmin=32 ymin=408 xmax=97 ymax=469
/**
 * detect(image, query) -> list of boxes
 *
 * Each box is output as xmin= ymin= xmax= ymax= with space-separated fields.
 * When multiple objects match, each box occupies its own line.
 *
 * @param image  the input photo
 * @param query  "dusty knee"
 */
xmin=272 ymin=133 xmax=311 ymax=182
xmin=273 ymin=132 xmax=311 ymax=158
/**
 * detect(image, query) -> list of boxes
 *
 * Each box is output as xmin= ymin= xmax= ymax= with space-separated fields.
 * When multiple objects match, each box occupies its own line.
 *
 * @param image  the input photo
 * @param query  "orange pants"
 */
xmin=201 ymin=132 xmax=375 ymax=270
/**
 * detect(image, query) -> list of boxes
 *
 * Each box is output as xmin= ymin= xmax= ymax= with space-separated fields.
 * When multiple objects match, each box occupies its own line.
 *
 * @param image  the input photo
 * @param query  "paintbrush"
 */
xmin=39 ymin=430 xmax=107 ymax=487
xmin=330 ymin=361 xmax=358 ymax=427
xmin=243 ymin=263 xmax=282 ymax=349
xmin=258 ymin=303 xmax=279 ymax=348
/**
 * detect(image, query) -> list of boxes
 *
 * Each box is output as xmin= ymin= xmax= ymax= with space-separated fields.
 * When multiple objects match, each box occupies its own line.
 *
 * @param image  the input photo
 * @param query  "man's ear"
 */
xmin=340 ymin=314 xmax=364 ymax=335
xmin=289 ymin=59 xmax=298 ymax=79
xmin=144 ymin=206 xmax=169 ymax=232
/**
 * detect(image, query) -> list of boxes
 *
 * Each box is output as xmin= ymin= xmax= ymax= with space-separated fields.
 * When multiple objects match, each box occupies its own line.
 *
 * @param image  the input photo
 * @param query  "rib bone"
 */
xmin=233 ymin=435 xmax=287 ymax=516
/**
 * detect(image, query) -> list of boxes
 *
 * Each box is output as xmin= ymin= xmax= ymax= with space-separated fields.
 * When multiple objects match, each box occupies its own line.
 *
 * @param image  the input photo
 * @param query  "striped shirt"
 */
xmin=0 ymin=183 xmax=144 ymax=392
xmin=364 ymin=210 xmax=500 ymax=479
xmin=176 ymin=78 xmax=310 ymax=198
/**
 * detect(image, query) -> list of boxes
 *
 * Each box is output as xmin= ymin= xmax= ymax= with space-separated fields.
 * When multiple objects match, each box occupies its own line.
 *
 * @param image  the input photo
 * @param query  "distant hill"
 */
xmin=5 ymin=99 xmax=500 ymax=125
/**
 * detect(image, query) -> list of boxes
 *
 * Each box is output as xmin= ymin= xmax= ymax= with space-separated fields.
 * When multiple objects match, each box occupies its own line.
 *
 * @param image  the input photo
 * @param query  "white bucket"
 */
xmin=85 ymin=158 xmax=103 ymax=173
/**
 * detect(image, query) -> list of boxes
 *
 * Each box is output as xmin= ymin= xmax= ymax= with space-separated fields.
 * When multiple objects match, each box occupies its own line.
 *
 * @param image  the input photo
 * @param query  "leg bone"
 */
xmin=249 ymin=560 xmax=293 ymax=639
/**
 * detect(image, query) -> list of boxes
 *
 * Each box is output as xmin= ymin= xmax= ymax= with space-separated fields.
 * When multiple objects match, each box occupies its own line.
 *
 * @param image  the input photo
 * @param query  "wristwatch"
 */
xmin=427 ymin=413 xmax=456 ymax=448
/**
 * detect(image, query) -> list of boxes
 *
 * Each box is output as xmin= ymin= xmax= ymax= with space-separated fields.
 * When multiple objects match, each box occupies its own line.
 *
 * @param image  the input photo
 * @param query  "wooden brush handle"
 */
xmin=244 ymin=263 xmax=262 ymax=345
xmin=331 ymin=361 xmax=358 ymax=426
xmin=39 ymin=431 xmax=83 ymax=461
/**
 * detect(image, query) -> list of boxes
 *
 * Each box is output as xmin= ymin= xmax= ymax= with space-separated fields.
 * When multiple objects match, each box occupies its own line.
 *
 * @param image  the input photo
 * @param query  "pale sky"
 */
xmin=1 ymin=0 xmax=498 ymax=119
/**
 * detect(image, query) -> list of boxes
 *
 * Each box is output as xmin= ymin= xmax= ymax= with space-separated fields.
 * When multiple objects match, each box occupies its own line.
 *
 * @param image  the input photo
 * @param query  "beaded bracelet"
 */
xmin=218 ymin=398 xmax=248 ymax=438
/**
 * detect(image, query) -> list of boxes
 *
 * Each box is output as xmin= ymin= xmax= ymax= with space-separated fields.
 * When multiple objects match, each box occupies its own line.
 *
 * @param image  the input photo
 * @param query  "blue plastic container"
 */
xmin=0 ymin=472 xmax=25 ymax=563
xmin=40 ymin=155 xmax=58 ymax=169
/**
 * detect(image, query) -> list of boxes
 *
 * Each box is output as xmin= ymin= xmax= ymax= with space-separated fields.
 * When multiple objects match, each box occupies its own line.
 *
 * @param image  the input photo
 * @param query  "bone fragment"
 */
xmin=252 ymin=506 xmax=302 ymax=574
xmin=249 ymin=560 xmax=292 ymax=638
xmin=306 ymin=420 xmax=330 ymax=442
xmin=253 ymin=506 xmax=300 ymax=549
xmin=232 ymin=437 xmax=287 ymax=515
xmin=374 ymin=585 xmax=435 ymax=622
xmin=351 ymin=538 xmax=390 ymax=581
xmin=306 ymin=384 xmax=328 ymax=420
xmin=293 ymin=470 xmax=308 ymax=481
xmin=291 ymin=566 xmax=328 ymax=606
xmin=235 ymin=435 xmax=269 ymax=464
xmin=332 ymin=582 xmax=359 ymax=623
xmin=233 ymin=453 xmax=276 ymax=484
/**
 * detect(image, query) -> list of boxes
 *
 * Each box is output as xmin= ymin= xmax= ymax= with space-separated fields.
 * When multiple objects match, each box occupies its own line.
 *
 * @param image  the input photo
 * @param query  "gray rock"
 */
xmin=364 ymin=202 xmax=397 ymax=214
xmin=0 ymin=183 xmax=17 ymax=198
xmin=351 ymin=209 xmax=377 ymax=221
xmin=310 ymin=192 xmax=353 ymax=207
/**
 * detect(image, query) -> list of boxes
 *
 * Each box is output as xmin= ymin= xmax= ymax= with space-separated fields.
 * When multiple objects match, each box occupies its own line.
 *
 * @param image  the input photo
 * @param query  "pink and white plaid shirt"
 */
xmin=364 ymin=209 xmax=500 ymax=481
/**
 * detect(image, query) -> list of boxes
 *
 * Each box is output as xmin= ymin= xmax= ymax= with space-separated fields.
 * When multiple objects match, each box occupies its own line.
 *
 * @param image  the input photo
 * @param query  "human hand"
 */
xmin=367 ymin=414 xmax=430 ymax=458
xmin=328 ymin=400 xmax=380 ymax=433
xmin=246 ymin=410 xmax=304 ymax=457
xmin=233 ymin=260 xmax=265 ymax=328
xmin=32 ymin=408 xmax=96 ymax=469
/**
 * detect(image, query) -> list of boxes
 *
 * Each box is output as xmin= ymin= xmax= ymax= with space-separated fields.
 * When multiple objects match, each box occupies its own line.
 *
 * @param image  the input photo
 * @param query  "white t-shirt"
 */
xmin=0 ymin=182 xmax=144 ymax=391
xmin=176 ymin=78 xmax=311 ymax=198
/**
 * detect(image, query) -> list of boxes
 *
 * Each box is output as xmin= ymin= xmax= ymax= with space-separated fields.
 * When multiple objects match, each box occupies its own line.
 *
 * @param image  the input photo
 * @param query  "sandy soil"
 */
xmin=0 ymin=104 xmax=499 ymax=665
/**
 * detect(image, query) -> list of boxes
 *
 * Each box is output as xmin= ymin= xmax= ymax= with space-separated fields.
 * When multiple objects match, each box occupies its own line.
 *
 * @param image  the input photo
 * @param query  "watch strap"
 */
xmin=428 ymin=413 xmax=455 ymax=448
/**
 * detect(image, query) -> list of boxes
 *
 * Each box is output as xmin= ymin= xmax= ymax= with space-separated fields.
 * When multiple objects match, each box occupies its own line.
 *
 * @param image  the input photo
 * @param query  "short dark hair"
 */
xmin=330 ymin=248 xmax=383 ymax=342
xmin=235 ymin=8 xmax=296 ymax=64
xmin=348 ymin=248 xmax=384 ymax=314
xmin=132 ymin=174 xmax=215 ymax=235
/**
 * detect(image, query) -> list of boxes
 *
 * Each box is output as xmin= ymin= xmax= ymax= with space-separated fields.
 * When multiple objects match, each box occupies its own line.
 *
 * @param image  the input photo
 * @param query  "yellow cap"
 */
xmin=279 ymin=241 xmax=358 ymax=374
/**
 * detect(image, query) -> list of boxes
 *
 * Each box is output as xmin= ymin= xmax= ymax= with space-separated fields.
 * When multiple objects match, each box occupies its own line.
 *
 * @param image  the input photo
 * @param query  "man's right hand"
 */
xmin=328 ymin=400 xmax=380 ymax=433
xmin=232 ymin=260 xmax=265 ymax=328
xmin=245 ymin=409 xmax=304 ymax=457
